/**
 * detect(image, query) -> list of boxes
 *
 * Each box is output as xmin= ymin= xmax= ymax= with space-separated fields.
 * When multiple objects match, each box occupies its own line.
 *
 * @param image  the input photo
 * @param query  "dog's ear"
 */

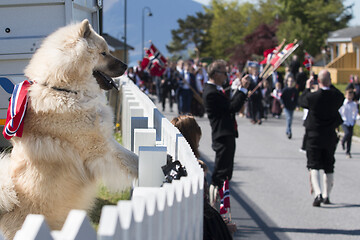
xmin=79 ymin=19 xmax=91 ymax=39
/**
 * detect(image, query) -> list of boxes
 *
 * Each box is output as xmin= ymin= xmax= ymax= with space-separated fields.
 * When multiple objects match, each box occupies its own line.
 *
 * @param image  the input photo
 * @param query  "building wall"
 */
xmin=111 ymin=50 xmax=129 ymax=64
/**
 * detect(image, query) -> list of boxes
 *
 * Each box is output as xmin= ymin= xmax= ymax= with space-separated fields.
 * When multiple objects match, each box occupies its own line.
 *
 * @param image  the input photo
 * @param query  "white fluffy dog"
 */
xmin=0 ymin=19 xmax=138 ymax=239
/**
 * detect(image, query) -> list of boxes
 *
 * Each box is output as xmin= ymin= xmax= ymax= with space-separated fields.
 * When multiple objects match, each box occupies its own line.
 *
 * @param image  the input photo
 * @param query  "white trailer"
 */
xmin=0 ymin=0 xmax=101 ymax=148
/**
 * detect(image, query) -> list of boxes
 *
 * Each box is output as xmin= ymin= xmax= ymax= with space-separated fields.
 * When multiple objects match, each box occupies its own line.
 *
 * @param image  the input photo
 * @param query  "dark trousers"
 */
xmin=342 ymin=124 xmax=354 ymax=154
xmin=249 ymin=99 xmax=262 ymax=121
xmin=306 ymin=147 xmax=335 ymax=173
xmin=161 ymin=87 xmax=173 ymax=110
xmin=178 ymin=88 xmax=192 ymax=114
xmin=211 ymin=135 xmax=236 ymax=188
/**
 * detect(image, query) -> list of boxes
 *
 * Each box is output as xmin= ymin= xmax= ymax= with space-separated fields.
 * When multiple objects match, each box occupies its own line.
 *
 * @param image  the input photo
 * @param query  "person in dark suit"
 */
xmin=299 ymin=69 xmax=344 ymax=207
xmin=203 ymin=59 xmax=250 ymax=206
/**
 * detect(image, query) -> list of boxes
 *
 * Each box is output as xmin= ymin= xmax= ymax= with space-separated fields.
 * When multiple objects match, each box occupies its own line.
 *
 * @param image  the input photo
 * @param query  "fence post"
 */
xmin=60 ymin=210 xmax=96 ymax=240
xmin=98 ymin=205 xmax=121 ymax=240
xmin=153 ymin=108 xmax=164 ymax=141
xmin=132 ymin=188 xmax=165 ymax=240
xmin=117 ymin=200 xmax=135 ymax=239
xmin=130 ymin=116 xmax=148 ymax=151
xmin=13 ymin=215 xmax=53 ymax=240
xmin=121 ymin=94 xmax=136 ymax=149
xmin=138 ymin=146 xmax=167 ymax=187
xmin=133 ymin=128 xmax=156 ymax=155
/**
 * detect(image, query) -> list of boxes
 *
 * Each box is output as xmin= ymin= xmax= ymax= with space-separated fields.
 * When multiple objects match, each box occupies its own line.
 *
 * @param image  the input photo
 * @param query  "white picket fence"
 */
xmin=8 ymin=76 xmax=204 ymax=240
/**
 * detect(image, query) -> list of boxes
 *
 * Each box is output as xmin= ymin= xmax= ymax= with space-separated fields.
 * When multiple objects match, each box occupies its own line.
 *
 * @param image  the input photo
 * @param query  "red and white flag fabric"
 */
xmin=3 ymin=80 xmax=32 ymax=140
xmin=219 ymin=179 xmax=230 ymax=215
xmin=259 ymin=42 xmax=283 ymax=65
xmin=141 ymin=43 xmax=167 ymax=77
xmin=260 ymin=47 xmax=276 ymax=65
xmin=270 ymin=43 xmax=295 ymax=68
xmin=303 ymin=51 xmax=314 ymax=71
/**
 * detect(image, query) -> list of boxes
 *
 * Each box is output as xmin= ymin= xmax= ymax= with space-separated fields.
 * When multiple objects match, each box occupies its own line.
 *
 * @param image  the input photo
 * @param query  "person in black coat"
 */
xmin=203 ymin=59 xmax=250 ymax=206
xmin=298 ymin=69 xmax=344 ymax=207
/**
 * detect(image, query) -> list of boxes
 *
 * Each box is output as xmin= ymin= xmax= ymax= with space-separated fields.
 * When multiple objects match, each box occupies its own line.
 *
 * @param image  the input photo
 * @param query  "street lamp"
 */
xmin=123 ymin=0 xmax=127 ymax=64
xmin=142 ymin=6 xmax=153 ymax=59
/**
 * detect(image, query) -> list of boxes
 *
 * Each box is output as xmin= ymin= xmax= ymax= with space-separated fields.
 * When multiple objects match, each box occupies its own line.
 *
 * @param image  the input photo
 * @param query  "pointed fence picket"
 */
xmin=9 ymin=76 xmax=203 ymax=239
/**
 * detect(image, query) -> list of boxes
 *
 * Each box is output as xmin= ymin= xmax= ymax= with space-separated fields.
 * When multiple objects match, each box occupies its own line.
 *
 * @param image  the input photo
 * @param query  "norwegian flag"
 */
xmin=260 ymin=41 xmax=285 ymax=65
xmin=270 ymin=43 xmax=295 ymax=68
xmin=3 ymin=80 xmax=32 ymax=140
xmin=303 ymin=51 xmax=314 ymax=71
xmin=260 ymin=47 xmax=276 ymax=65
xmin=141 ymin=43 xmax=167 ymax=77
xmin=219 ymin=179 xmax=230 ymax=215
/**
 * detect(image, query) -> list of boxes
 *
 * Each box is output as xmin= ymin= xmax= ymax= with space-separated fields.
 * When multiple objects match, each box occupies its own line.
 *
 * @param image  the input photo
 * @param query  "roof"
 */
xmin=102 ymin=33 xmax=135 ymax=51
xmin=327 ymin=26 xmax=360 ymax=43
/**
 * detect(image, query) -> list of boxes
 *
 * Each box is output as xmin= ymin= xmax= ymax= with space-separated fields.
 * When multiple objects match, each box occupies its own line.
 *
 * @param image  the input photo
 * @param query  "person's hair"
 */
xmin=207 ymin=59 xmax=227 ymax=79
xmin=171 ymin=115 xmax=202 ymax=158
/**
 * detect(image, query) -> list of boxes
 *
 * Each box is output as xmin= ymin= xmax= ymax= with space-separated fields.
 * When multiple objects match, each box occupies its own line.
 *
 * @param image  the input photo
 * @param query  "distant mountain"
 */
xmin=103 ymin=0 xmax=204 ymax=66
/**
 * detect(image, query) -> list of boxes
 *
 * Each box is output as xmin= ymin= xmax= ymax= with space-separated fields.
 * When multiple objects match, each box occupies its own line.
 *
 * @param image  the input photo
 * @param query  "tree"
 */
xmin=276 ymin=0 xmax=352 ymax=57
xmin=204 ymin=0 xmax=281 ymax=61
xmin=228 ymin=22 xmax=279 ymax=65
xmin=166 ymin=12 xmax=213 ymax=58
xmin=204 ymin=0 xmax=259 ymax=60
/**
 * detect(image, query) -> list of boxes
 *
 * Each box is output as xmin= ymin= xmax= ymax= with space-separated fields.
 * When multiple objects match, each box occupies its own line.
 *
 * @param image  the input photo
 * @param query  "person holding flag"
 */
xmin=141 ymin=43 xmax=168 ymax=100
xmin=203 ymin=59 xmax=250 ymax=208
xmin=303 ymin=51 xmax=314 ymax=72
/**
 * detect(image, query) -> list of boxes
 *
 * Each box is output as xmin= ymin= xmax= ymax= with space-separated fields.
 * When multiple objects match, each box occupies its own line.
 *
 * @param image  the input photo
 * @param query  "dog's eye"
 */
xmin=101 ymin=52 xmax=106 ymax=56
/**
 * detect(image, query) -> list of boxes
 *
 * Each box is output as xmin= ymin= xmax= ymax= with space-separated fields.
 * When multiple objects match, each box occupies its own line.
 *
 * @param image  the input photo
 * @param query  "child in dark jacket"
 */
xmin=281 ymin=76 xmax=299 ymax=139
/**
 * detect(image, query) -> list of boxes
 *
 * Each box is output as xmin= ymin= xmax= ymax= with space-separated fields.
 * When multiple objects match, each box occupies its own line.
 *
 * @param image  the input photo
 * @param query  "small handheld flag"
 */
xmin=303 ymin=51 xmax=314 ymax=71
xmin=219 ymin=179 xmax=230 ymax=215
xmin=141 ymin=43 xmax=167 ymax=77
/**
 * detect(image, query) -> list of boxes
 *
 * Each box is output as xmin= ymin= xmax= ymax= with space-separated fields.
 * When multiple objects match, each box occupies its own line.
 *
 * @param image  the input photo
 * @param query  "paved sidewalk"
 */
xmin=155 ymin=97 xmax=360 ymax=240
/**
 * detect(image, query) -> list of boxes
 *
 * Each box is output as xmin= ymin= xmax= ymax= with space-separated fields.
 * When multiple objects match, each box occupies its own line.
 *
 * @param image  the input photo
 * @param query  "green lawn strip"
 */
xmin=88 ymin=185 xmax=131 ymax=230
xmin=89 ymin=130 xmax=130 ymax=230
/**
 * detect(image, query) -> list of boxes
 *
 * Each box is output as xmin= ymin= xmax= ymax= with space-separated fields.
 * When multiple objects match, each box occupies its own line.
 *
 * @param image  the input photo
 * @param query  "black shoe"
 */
xmin=313 ymin=194 xmax=323 ymax=207
xmin=287 ymin=133 xmax=292 ymax=139
xmin=322 ymin=197 xmax=331 ymax=204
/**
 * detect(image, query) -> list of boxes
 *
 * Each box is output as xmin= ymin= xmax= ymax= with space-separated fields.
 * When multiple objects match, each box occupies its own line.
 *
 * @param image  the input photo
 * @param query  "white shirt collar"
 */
xmin=207 ymin=82 xmax=223 ymax=91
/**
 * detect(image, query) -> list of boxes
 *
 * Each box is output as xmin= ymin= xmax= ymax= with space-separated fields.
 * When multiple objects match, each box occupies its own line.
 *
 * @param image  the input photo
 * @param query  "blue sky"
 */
xmin=103 ymin=0 xmax=360 ymax=67
xmin=103 ymin=0 xmax=204 ymax=67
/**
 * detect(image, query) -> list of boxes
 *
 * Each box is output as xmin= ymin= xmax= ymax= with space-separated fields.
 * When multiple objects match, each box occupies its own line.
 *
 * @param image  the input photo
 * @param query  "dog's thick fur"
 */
xmin=0 ymin=20 xmax=138 ymax=239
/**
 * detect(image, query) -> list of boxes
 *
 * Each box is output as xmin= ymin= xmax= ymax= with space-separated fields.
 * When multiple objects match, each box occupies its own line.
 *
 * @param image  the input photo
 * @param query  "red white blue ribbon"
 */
xmin=3 ymin=80 xmax=32 ymax=140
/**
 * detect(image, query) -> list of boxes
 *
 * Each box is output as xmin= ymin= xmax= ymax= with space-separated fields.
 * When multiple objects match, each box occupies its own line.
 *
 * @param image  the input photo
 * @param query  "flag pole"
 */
xmin=259 ymin=39 xmax=286 ymax=79
xmin=248 ymin=40 xmax=300 ymax=98
xmin=263 ymin=39 xmax=299 ymax=80
xmin=182 ymin=80 xmax=203 ymax=105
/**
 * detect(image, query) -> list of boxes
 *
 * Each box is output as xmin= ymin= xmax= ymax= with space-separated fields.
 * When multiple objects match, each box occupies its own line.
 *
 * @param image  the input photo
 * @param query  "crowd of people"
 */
xmin=127 ymin=55 xmax=316 ymax=124
xmin=124 ymin=54 xmax=360 ymax=238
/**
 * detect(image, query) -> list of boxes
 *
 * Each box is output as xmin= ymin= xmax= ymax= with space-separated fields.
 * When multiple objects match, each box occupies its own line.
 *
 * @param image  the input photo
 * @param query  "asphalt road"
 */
xmin=155 ymin=97 xmax=360 ymax=240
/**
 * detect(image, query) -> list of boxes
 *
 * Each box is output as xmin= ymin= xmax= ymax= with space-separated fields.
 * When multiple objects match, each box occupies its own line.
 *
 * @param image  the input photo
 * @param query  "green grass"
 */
xmin=339 ymin=124 xmax=360 ymax=138
xmin=88 ymin=130 xmax=130 ymax=229
xmin=88 ymin=185 xmax=131 ymax=230
xmin=333 ymin=83 xmax=347 ymax=93
xmin=114 ymin=131 xmax=122 ymax=144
